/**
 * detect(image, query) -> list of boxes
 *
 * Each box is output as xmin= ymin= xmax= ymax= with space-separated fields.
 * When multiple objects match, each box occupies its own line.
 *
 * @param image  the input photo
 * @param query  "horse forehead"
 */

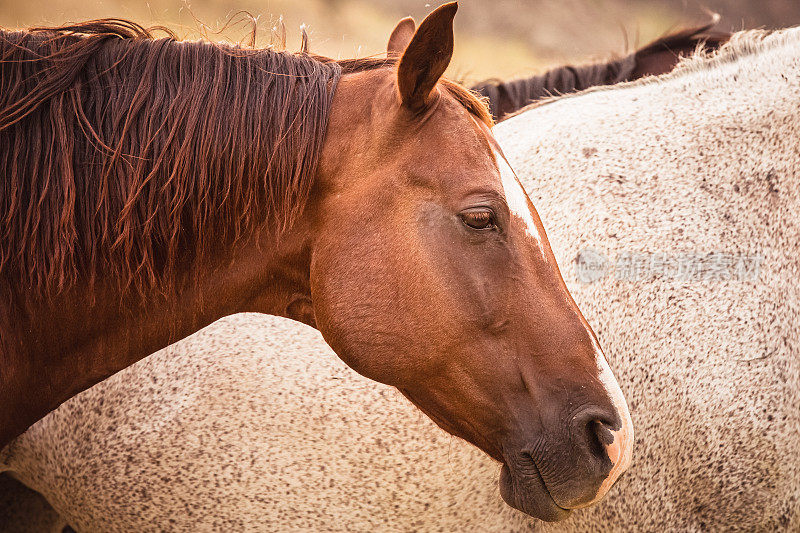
xmin=422 ymin=98 xmax=492 ymax=153
xmin=390 ymin=105 xmax=498 ymax=185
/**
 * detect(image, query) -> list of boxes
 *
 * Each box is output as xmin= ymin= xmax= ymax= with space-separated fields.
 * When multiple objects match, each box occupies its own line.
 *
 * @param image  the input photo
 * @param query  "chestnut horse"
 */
xmin=0 ymin=4 xmax=632 ymax=520
xmin=471 ymin=21 xmax=730 ymax=120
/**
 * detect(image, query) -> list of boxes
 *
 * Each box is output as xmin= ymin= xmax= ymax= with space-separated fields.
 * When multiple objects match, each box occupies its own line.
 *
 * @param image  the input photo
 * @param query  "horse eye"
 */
xmin=460 ymin=209 xmax=496 ymax=230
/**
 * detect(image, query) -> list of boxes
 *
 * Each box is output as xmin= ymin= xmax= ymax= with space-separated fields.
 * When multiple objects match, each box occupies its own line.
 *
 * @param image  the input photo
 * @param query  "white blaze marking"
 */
xmin=583 ymin=348 xmax=635 ymax=507
xmin=493 ymin=148 xmax=541 ymax=242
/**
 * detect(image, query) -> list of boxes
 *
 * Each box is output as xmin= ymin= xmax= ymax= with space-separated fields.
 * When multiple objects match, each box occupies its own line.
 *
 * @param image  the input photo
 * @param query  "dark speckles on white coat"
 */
xmin=498 ymin=26 xmax=800 ymax=532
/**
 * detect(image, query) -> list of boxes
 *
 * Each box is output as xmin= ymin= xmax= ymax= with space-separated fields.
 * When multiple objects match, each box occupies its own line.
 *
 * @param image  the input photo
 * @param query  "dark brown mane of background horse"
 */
xmin=471 ymin=22 xmax=730 ymax=120
xmin=0 ymin=20 xmax=489 ymax=300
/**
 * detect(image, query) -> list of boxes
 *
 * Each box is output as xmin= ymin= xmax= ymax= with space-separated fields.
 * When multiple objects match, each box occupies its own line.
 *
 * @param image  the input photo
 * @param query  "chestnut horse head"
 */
xmin=0 ymin=3 xmax=631 ymax=520
xmin=308 ymin=5 xmax=634 ymax=519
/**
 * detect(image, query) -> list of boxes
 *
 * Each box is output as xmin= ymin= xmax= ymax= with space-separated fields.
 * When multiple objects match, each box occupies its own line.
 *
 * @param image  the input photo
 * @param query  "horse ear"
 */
xmin=387 ymin=16 xmax=416 ymax=57
xmin=397 ymin=2 xmax=457 ymax=111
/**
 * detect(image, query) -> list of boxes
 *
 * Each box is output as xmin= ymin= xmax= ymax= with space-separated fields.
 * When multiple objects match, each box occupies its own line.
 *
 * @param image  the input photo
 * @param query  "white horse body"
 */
xmin=2 ymin=27 xmax=800 ymax=532
xmin=499 ymin=27 xmax=800 ymax=530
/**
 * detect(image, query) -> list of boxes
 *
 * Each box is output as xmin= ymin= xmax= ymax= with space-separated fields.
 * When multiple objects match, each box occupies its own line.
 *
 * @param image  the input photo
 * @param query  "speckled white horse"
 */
xmin=3 ymin=26 xmax=800 ymax=532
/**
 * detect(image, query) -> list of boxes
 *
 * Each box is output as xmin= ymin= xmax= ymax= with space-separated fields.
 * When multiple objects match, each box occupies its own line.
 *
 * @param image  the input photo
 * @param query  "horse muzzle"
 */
xmin=498 ymin=402 xmax=634 ymax=521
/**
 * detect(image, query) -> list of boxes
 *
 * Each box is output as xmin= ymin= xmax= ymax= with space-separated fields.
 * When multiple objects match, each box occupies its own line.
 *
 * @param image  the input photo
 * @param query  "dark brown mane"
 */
xmin=0 ymin=19 xmax=490 ymax=298
xmin=471 ymin=54 xmax=635 ymax=121
xmin=472 ymin=22 xmax=729 ymax=121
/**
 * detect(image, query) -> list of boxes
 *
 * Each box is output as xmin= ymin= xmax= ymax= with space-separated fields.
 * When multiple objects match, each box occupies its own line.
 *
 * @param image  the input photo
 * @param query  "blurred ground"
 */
xmin=1 ymin=0 xmax=799 ymax=84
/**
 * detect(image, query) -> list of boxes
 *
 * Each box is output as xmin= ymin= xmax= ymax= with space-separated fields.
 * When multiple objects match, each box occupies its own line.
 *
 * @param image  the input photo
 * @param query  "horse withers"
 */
xmin=0 ymin=4 xmax=631 ymax=520
xmin=471 ymin=20 xmax=730 ymax=120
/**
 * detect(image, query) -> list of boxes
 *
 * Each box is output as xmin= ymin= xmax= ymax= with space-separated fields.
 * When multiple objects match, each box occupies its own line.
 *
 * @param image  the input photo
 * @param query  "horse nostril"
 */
xmin=589 ymin=419 xmax=619 ymax=464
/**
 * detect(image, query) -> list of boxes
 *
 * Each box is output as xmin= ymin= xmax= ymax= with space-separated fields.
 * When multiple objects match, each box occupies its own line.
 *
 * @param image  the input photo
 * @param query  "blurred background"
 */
xmin=2 ymin=0 xmax=799 ymax=84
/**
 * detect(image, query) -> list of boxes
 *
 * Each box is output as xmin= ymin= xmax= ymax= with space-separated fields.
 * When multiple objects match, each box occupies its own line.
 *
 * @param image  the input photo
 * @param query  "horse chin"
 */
xmin=499 ymin=463 xmax=572 ymax=522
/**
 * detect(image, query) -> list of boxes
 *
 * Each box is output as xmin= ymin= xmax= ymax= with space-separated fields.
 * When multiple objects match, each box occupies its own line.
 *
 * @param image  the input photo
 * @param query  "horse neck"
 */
xmin=474 ymin=54 xmax=637 ymax=120
xmin=0 ymin=221 xmax=314 ymax=451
